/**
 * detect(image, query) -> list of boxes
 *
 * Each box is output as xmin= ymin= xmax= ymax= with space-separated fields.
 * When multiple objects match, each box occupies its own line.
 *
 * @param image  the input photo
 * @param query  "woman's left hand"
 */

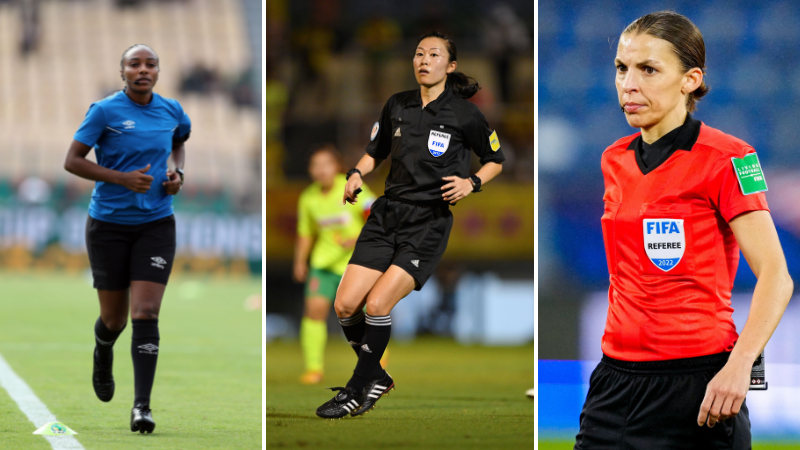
xmin=441 ymin=176 xmax=473 ymax=204
xmin=163 ymin=170 xmax=182 ymax=195
xmin=697 ymin=356 xmax=752 ymax=427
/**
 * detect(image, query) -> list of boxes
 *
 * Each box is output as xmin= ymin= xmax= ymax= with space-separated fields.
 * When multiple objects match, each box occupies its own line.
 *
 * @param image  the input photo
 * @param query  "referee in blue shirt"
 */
xmin=64 ymin=44 xmax=191 ymax=434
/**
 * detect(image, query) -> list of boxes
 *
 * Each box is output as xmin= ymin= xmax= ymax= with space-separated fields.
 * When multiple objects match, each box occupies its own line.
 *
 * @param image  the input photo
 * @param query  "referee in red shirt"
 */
xmin=575 ymin=12 xmax=794 ymax=449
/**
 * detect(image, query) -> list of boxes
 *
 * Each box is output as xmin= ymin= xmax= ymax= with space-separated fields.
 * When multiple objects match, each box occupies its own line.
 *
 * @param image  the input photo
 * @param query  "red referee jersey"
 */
xmin=600 ymin=115 xmax=769 ymax=361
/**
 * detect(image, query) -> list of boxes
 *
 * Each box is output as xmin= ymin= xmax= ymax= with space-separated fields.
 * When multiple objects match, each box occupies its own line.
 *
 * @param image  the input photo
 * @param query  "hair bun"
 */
xmin=447 ymin=72 xmax=480 ymax=99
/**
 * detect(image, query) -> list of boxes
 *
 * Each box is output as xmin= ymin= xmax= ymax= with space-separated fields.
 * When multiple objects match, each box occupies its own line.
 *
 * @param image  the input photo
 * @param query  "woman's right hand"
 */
xmin=293 ymin=262 xmax=308 ymax=283
xmin=120 ymin=164 xmax=153 ymax=193
xmin=343 ymin=173 xmax=363 ymax=205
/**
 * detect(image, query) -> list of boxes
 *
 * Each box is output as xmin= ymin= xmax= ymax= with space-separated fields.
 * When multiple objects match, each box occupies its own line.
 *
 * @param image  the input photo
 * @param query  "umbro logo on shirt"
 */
xmin=137 ymin=343 xmax=159 ymax=355
xmin=394 ymin=127 xmax=401 ymax=137
xmin=151 ymin=256 xmax=167 ymax=269
xmin=122 ymin=120 xmax=136 ymax=130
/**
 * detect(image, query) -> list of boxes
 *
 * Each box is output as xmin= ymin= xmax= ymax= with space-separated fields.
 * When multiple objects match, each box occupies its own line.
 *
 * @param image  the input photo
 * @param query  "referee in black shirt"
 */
xmin=316 ymin=31 xmax=505 ymax=419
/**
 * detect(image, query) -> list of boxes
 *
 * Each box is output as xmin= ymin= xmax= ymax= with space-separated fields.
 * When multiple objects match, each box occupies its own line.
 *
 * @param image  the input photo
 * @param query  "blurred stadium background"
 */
xmin=0 ymin=0 xmax=261 ymax=448
xmin=265 ymin=0 xmax=534 ymax=448
xmin=539 ymin=1 xmax=800 ymax=448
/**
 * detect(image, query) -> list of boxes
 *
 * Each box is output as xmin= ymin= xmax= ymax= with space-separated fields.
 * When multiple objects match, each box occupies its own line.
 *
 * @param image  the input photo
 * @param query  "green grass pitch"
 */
xmin=539 ymin=441 xmax=800 ymax=449
xmin=266 ymin=336 xmax=534 ymax=449
xmin=0 ymin=272 xmax=261 ymax=450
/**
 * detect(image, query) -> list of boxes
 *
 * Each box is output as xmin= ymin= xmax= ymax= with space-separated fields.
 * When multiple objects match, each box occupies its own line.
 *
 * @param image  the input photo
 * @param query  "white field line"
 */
xmin=0 ymin=352 xmax=85 ymax=450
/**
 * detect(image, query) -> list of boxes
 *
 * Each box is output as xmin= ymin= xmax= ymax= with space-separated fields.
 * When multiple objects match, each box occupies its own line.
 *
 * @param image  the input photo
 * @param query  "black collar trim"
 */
xmin=409 ymin=84 xmax=452 ymax=114
xmin=626 ymin=113 xmax=702 ymax=175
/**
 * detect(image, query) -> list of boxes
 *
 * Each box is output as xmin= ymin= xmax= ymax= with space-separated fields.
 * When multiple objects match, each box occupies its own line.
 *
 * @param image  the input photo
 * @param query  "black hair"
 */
xmin=623 ymin=11 xmax=708 ymax=112
xmin=120 ymin=44 xmax=159 ymax=69
xmin=416 ymin=31 xmax=480 ymax=99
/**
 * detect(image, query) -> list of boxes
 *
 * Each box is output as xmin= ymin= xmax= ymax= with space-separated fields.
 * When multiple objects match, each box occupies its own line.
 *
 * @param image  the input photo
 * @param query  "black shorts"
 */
xmin=85 ymin=215 xmax=177 ymax=290
xmin=575 ymin=352 xmax=751 ymax=450
xmin=349 ymin=196 xmax=453 ymax=290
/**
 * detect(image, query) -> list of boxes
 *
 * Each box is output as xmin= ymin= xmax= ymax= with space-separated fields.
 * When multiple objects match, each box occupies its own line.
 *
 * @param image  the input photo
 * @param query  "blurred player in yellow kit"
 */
xmin=293 ymin=145 xmax=379 ymax=384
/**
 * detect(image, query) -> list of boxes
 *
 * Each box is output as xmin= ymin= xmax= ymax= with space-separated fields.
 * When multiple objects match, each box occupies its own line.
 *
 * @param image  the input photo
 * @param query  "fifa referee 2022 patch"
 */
xmin=732 ymin=152 xmax=768 ymax=195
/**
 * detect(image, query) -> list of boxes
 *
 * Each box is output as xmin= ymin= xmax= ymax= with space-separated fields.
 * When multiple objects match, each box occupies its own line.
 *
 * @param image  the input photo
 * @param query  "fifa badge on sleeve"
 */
xmin=731 ymin=153 xmax=768 ymax=195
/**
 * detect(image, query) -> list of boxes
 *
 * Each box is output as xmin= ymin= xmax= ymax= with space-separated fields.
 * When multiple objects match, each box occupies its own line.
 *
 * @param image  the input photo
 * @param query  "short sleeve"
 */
xmin=173 ymin=105 xmax=192 ymax=143
xmin=297 ymin=193 xmax=314 ymax=237
xmin=73 ymin=103 xmax=107 ymax=148
xmin=365 ymin=97 xmax=394 ymax=159
xmin=708 ymin=148 xmax=769 ymax=222
xmin=461 ymin=108 xmax=506 ymax=165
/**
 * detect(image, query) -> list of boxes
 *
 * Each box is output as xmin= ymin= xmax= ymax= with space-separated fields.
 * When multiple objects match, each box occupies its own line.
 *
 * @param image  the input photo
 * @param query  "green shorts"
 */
xmin=305 ymin=268 xmax=342 ymax=302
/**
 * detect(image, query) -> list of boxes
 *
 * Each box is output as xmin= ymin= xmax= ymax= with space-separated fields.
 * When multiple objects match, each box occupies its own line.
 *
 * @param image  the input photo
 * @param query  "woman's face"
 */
xmin=413 ymin=37 xmax=456 ymax=88
xmin=121 ymin=47 xmax=160 ymax=94
xmin=309 ymin=151 xmax=339 ymax=187
xmin=615 ymin=33 xmax=698 ymax=130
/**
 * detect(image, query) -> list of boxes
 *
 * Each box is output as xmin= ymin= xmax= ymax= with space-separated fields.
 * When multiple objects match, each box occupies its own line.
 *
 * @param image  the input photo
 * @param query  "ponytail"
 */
xmin=447 ymin=72 xmax=480 ymax=99
xmin=418 ymin=31 xmax=480 ymax=99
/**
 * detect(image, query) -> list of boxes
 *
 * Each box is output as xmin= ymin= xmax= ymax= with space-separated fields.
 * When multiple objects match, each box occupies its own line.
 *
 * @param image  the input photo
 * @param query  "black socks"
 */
xmin=348 ymin=314 xmax=391 ymax=391
xmin=94 ymin=317 xmax=125 ymax=361
xmin=338 ymin=310 xmax=366 ymax=358
xmin=131 ymin=319 xmax=159 ymax=407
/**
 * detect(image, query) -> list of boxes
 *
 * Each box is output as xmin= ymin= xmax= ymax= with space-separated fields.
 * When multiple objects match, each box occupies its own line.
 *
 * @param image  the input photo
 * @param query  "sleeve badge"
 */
xmin=489 ymin=130 xmax=500 ymax=152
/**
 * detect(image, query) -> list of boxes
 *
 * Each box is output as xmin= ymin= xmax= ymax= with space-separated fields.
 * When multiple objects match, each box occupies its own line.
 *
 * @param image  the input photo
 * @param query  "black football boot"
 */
xmin=92 ymin=347 xmax=114 ymax=402
xmin=315 ymin=386 xmax=363 ymax=419
xmin=351 ymin=371 xmax=394 ymax=417
xmin=130 ymin=403 xmax=156 ymax=434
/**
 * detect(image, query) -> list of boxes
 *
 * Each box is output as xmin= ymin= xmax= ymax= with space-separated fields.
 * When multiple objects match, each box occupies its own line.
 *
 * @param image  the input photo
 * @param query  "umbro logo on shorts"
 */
xmin=394 ymin=127 xmax=401 ymax=137
xmin=137 ymin=343 xmax=159 ymax=355
xmin=361 ymin=344 xmax=372 ymax=353
xmin=151 ymin=256 xmax=167 ymax=269
xmin=411 ymin=260 xmax=419 ymax=267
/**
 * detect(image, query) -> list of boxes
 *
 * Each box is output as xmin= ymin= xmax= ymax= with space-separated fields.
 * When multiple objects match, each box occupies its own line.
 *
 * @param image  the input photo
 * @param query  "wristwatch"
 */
xmin=469 ymin=175 xmax=482 ymax=192
xmin=176 ymin=168 xmax=185 ymax=185
xmin=346 ymin=168 xmax=362 ymax=180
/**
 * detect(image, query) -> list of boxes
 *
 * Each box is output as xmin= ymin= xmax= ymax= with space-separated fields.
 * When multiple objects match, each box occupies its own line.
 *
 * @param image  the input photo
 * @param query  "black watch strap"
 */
xmin=470 ymin=175 xmax=482 ymax=192
xmin=176 ymin=168 xmax=185 ymax=185
xmin=346 ymin=168 xmax=362 ymax=180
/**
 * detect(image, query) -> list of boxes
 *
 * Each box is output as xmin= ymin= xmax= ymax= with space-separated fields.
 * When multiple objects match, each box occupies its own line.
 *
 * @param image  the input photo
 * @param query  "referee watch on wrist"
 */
xmin=176 ymin=168 xmax=184 ymax=185
xmin=469 ymin=175 xmax=482 ymax=192
xmin=346 ymin=168 xmax=362 ymax=180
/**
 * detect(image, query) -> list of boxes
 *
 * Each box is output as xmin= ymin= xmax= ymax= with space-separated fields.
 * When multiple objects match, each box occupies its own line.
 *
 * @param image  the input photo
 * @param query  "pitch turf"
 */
xmin=266 ymin=336 xmax=534 ymax=449
xmin=540 ymin=439 xmax=800 ymax=448
xmin=0 ymin=272 xmax=261 ymax=450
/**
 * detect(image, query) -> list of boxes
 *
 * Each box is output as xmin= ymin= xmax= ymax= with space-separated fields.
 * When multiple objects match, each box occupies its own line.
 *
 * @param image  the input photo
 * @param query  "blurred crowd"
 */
xmin=265 ymin=0 xmax=534 ymax=187
xmin=0 ymin=0 xmax=262 ymax=213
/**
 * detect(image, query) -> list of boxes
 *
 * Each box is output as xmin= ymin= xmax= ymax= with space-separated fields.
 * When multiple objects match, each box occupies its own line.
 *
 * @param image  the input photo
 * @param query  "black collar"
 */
xmin=626 ymin=113 xmax=702 ymax=175
xmin=409 ymin=84 xmax=453 ymax=114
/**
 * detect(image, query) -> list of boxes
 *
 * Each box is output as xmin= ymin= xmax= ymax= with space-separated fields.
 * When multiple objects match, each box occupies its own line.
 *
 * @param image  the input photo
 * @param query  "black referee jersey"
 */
xmin=366 ymin=84 xmax=505 ymax=203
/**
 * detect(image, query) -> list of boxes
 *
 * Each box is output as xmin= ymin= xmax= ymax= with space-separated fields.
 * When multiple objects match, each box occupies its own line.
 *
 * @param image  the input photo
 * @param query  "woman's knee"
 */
xmin=333 ymin=280 xmax=363 ymax=317
xmin=101 ymin=315 xmax=128 ymax=332
xmin=365 ymin=296 xmax=392 ymax=316
xmin=305 ymin=297 xmax=331 ymax=321
xmin=334 ymin=298 xmax=360 ymax=318
xmin=131 ymin=304 xmax=160 ymax=320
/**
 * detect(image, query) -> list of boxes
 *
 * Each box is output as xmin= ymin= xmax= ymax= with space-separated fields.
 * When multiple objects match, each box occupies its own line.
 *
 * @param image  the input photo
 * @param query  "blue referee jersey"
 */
xmin=74 ymin=91 xmax=191 ymax=225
